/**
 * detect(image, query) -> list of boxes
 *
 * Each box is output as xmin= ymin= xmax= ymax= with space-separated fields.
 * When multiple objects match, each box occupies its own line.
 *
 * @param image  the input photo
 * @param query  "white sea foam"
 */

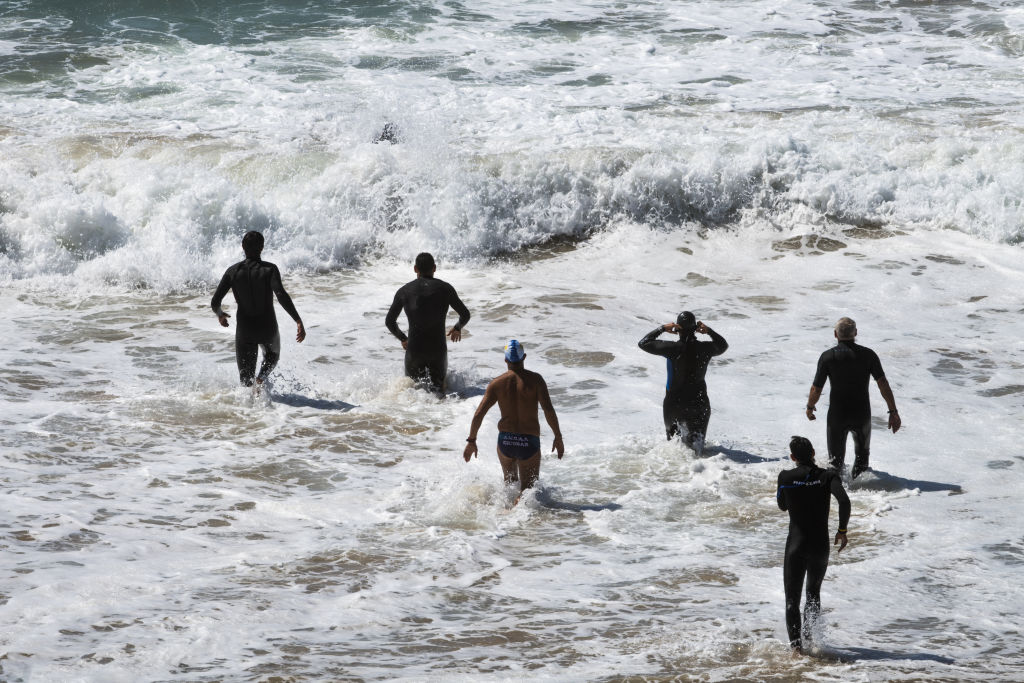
xmin=1 ymin=1 xmax=1022 ymax=680
xmin=2 ymin=0 xmax=1024 ymax=291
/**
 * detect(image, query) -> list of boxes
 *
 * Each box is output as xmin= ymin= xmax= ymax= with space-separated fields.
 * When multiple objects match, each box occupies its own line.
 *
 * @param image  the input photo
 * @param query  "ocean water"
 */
xmin=1 ymin=0 xmax=1023 ymax=681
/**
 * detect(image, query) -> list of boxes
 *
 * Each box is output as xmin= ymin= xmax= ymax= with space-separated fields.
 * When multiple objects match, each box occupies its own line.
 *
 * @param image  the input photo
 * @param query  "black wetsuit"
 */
xmin=812 ymin=340 xmax=885 ymax=475
xmin=385 ymin=275 xmax=470 ymax=390
xmin=211 ymin=258 xmax=301 ymax=386
xmin=777 ymin=463 xmax=850 ymax=649
xmin=638 ymin=326 xmax=728 ymax=444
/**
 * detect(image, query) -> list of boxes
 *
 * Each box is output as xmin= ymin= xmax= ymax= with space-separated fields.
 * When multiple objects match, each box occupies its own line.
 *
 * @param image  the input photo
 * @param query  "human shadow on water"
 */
xmin=534 ymin=490 xmax=623 ymax=512
xmin=822 ymin=646 xmax=955 ymax=665
xmin=450 ymin=385 xmax=487 ymax=400
xmin=851 ymin=469 xmax=962 ymax=495
xmin=273 ymin=393 xmax=356 ymax=412
xmin=704 ymin=445 xmax=776 ymax=464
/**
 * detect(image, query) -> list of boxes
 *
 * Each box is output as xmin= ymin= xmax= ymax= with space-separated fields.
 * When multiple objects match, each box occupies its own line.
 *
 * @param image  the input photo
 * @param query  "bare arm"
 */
xmin=876 ymin=376 xmax=901 ymax=433
xmin=805 ymin=385 xmax=823 ymax=421
xmin=463 ymin=384 xmax=497 ymax=461
xmin=538 ymin=377 xmax=564 ymax=459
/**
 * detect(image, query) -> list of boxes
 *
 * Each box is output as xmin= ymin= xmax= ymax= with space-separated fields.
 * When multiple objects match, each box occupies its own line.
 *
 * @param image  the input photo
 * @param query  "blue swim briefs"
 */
xmin=498 ymin=432 xmax=541 ymax=461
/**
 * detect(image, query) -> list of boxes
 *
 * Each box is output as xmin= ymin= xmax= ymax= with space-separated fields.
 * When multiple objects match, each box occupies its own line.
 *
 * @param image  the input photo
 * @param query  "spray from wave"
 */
xmin=2 ymin=116 xmax=1021 ymax=292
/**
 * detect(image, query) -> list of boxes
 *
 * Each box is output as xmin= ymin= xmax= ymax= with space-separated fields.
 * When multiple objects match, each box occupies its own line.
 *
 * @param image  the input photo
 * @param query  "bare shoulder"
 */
xmin=522 ymin=369 xmax=547 ymax=387
xmin=488 ymin=370 xmax=515 ymax=388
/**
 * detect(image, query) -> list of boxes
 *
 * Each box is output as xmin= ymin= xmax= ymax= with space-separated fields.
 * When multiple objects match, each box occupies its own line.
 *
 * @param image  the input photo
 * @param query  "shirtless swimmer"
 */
xmin=463 ymin=340 xmax=564 ymax=502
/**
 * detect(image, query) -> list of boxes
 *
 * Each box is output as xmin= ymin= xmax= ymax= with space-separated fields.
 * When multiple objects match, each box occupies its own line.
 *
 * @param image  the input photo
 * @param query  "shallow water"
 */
xmin=2 ymin=225 xmax=1023 ymax=681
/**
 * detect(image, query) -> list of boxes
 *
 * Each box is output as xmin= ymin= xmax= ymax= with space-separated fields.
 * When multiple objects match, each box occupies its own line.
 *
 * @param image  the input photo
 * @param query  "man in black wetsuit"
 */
xmin=806 ymin=317 xmax=901 ymax=478
xmin=385 ymin=252 xmax=471 ymax=392
xmin=211 ymin=231 xmax=306 ymax=389
xmin=638 ymin=311 xmax=728 ymax=455
xmin=777 ymin=436 xmax=850 ymax=653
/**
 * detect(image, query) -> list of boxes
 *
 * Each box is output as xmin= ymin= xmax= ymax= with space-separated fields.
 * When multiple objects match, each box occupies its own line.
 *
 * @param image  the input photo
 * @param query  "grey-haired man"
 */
xmin=805 ymin=317 xmax=900 ymax=477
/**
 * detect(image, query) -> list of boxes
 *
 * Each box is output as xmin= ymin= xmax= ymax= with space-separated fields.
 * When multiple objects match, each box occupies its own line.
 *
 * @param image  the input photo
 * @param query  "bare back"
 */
xmin=484 ymin=369 xmax=552 ymax=436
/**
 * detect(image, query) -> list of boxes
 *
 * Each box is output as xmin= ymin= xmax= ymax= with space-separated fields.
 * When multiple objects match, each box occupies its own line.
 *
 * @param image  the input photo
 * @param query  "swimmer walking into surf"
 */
xmin=211 ymin=231 xmax=306 ymax=389
xmin=638 ymin=312 xmax=728 ymax=455
xmin=386 ymin=252 xmax=471 ymax=393
xmin=777 ymin=436 xmax=850 ymax=654
xmin=805 ymin=317 xmax=900 ymax=478
xmin=463 ymin=340 xmax=564 ymax=501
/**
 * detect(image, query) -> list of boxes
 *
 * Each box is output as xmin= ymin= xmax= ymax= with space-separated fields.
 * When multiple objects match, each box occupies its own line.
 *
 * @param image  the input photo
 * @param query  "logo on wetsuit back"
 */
xmin=777 ymin=478 xmax=824 ymax=498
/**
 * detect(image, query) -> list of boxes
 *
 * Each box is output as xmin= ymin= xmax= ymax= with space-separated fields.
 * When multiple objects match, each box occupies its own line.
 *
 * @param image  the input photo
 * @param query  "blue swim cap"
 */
xmin=504 ymin=339 xmax=525 ymax=363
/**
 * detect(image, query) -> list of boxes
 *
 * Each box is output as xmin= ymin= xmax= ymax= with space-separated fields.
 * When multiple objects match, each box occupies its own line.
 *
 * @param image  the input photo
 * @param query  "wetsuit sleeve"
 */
xmin=830 ymin=472 xmax=851 ymax=531
xmin=812 ymin=351 xmax=829 ymax=388
xmin=776 ymin=472 xmax=788 ymax=511
xmin=447 ymin=283 xmax=471 ymax=331
xmin=270 ymin=265 xmax=302 ymax=323
xmin=638 ymin=327 xmax=676 ymax=357
xmin=868 ymin=348 xmax=885 ymax=381
xmin=706 ymin=327 xmax=728 ymax=356
xmin=385 ymin=289 xmax=407 ymax=343
xmin=211 ymin=267 xmax=233 ymax=316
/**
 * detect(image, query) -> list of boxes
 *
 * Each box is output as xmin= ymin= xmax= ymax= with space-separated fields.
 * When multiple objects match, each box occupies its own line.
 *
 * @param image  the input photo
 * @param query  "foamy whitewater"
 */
xmin=1 ymin=1 xmax=1022 ymax=680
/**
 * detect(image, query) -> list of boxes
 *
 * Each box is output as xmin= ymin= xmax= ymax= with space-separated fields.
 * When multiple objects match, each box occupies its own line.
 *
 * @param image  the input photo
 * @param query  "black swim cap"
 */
xmin=790 ymin=436 xmax=814 ymax=464
xmin=676 ymin=311 xmax=697 ymax=333
xmin=242 ymin=231 xmax=264 ymax=259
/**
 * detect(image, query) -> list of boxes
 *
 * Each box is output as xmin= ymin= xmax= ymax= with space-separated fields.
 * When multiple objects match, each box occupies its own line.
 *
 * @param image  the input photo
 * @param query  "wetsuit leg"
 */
xmin=404 ymin=351 xmax=426 ymax=381
xmin=685 ymin=396 xmax=711 ymax=452
xmin=236 ymin=339 xmax=259 ymax=387
xmin=424 ymin=354 xmax=447 ymax=391
xmin=664 ymin=395 xmax=710 ymax=449
xmin=850 ymin=417 xmax=873 ymax=478
xmin=256 ymin=333 xmax=281 ymax=383
xmin=783 ymin=536 xmax=808 ymax=648
xmin=825 ymin=419 xmax=851 ymax=471
xmin=664 ymin=397 xmax=690 ymax=440
xmin=405 ymin=350 xmax=447 ymax=391
xmin=801 ymin=546 xmax=829 ymax=645
xmin=784 ymin=541 xmax=830 ymax=649
xmin=664 ymin=420 xmax=679 ymax=440
xmin=663 ymin=398 xmax=681 ymax=440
